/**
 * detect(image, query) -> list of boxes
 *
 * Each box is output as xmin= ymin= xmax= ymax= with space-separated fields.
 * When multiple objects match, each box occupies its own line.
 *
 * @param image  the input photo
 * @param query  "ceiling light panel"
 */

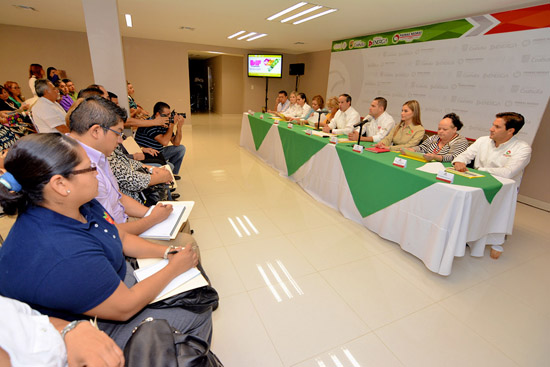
xmin=267 ymin=2 xmax=337 ymax=25
xmin=266 ymin=2 xmax=308 ymax=21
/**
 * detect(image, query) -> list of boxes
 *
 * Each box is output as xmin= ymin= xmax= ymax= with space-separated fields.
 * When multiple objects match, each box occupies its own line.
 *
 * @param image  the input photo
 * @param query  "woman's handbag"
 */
xmin=124 ymin=318 xmax=223 ymax=367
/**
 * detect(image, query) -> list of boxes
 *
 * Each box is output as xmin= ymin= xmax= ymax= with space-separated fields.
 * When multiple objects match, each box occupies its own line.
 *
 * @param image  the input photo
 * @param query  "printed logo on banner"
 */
xmin=393 ymin=31 xmax=423 ymax=44
xmin=349 ymin=40 xmax=366 ymax=49
xmin=333 ymin=41 xmax=347 ymax=51
xmin=368 ymin=37 xmax=388 ymax=48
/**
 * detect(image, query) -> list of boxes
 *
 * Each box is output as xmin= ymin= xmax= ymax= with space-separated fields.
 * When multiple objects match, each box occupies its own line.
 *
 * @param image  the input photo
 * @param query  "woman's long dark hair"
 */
xmin=0 ymin=134 xmax=81 ymax=215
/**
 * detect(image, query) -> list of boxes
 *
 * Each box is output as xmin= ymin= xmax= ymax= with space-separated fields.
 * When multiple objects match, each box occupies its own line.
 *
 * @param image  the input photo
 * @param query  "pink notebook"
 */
xmin=365 ymin=147 xmax=390 ymax=153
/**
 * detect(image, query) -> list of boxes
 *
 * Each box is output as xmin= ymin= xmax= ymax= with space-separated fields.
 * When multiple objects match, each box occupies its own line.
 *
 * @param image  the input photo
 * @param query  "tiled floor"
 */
xmin=2 ymin=113 xmax=549 ymax=366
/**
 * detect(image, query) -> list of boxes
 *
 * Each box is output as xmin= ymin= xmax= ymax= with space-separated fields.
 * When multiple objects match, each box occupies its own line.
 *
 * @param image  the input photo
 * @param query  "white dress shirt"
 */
xmin=452 ymin=136 xmax=532 ymax=184
xmin=31 ymin=97 xmax=66 ymax=133
xmin=328 ymin=106 xmax=360 ymax=135
xmin=360 ymin=111 xmax=396 ymax=143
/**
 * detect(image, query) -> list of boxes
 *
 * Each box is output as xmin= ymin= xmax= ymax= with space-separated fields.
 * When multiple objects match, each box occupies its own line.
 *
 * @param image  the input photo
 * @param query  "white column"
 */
xmin=81 ymin=0 xmax=130 ymax=113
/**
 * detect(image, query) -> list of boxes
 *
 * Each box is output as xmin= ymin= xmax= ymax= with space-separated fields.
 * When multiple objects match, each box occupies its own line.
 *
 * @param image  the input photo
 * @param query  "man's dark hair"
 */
xmin=496 ymin=112 xmax=525 ymax=135
xmin=68 ymin=96 xmax=127 ymax=134
xmin=373 ymin=97 xmax=387 ymax=111
xmin=278 ymin=90 xmax=287 ymax=97
xmin=153 ymin=102 xmax=170 ymax=116
xmin=108 ymin=91 xmax=118 ymax=101
xmin=443 ymin=112 xmax=463 ymax=131
xmin=340 ymin=93 xmax=352 ymax=103
xmin=35 ymin=79 xmax=51 ymax=97
xmin=77 ymin=87 xmax=102 ymax=99
xmin=62 ymin=78 xmax=72 ymax=83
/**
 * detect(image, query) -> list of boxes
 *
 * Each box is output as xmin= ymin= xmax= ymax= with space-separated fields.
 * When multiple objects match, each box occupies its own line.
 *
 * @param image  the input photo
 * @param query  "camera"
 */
xmin=168 ymin=110 xmax=186 ymax=124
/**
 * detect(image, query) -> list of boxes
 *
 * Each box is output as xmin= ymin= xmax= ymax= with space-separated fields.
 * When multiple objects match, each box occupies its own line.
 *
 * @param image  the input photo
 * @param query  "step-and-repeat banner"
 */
xmin=327 ymin=4 xmax=550 ymax=144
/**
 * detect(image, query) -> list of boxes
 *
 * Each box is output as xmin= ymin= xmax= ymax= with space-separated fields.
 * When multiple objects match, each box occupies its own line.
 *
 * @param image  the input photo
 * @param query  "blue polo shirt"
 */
xmin=0 ymin=199 xmax=126 ymax=320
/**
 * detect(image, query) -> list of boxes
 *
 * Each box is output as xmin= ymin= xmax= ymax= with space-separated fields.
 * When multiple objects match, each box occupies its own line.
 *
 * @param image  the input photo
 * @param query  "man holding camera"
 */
xmin=134 ymin=102 xmax=186 ymax=179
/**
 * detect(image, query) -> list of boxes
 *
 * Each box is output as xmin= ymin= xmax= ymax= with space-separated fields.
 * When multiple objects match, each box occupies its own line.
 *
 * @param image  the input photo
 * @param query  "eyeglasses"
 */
xmin=71 ymin=162 xmax=97 ymax=175
xmin=102 ymin=126 xmax=127 ymax=140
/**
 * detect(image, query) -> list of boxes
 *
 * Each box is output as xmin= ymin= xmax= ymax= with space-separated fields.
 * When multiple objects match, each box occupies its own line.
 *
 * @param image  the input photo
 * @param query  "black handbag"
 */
xmin=124 ymin=318 xmax=223 ymax=367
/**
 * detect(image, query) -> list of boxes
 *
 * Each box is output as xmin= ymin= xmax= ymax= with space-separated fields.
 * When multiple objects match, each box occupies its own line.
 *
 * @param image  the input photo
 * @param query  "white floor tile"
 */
xmin=201 ymin=247 xmax=246 ymax=298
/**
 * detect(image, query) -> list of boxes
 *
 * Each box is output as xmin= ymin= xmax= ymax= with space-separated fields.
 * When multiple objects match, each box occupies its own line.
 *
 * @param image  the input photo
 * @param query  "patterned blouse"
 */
xmin=107 ymin=146 xmax=151 ymax=203
xmin=416 ymin=134 xmax=469 ymax=162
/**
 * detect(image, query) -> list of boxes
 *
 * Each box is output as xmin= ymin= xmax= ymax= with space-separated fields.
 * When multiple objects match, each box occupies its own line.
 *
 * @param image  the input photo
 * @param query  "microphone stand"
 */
xmin=357 ymin=124 xmax=363 ymax=147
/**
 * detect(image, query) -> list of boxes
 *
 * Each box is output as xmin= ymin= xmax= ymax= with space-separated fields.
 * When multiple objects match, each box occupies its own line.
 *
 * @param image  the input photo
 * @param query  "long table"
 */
xmin=240 ymin=113 xmax=518 ymax=276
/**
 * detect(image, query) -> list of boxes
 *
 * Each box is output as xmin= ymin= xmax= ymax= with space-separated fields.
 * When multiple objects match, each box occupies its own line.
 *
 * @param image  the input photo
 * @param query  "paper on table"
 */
xmin=135 ymin=258 xmax=208 ymax=303
xmin=312 ymin=130 xmax=334 ymax=137
xmin=416 ymin=162 xmax=446 ymax=174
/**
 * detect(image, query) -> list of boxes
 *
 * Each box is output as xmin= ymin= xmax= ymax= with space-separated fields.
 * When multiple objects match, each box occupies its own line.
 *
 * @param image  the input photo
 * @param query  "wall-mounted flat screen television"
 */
xmin=247 ymin=54 xmax=283 ymax=78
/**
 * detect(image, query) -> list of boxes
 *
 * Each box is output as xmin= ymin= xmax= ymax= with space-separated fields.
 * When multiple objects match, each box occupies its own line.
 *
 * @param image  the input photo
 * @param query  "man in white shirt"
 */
xmin=322 ymin=94 xmax=360 ymax=135
xmin=268 ymin=90 xmax=290 ymax=113
xmin=348 ymin=97 xmax=395 ymax=143
xmin=452 ymin=112 xmax=532 ymax=184
xmin=31 ymin=79 xmax=69 ymax=133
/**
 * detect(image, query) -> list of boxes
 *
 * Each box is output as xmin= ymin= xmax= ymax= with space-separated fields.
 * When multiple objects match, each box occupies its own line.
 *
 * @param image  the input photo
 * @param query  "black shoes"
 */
xmin=171 ymin=193 xmax=180 ymax=200
xmin=174 ymin=175 xmax=181 ymax=180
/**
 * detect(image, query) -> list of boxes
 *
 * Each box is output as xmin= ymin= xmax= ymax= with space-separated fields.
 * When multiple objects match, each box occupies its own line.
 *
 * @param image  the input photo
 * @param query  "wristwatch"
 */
xmin=148 ymin=167 xmax=154 ymax=174
xmin=61 ymin=320 xmax=87 ymax=340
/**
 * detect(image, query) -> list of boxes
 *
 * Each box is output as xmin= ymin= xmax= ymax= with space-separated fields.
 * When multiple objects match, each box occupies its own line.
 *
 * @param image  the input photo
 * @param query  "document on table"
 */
xmin=312 ymin=130 xmax=334 ymax=137
xmin=135 ymin=258 xmax=208 ymax=303
xmin=416 ymin=162 xmax=445 ymax=174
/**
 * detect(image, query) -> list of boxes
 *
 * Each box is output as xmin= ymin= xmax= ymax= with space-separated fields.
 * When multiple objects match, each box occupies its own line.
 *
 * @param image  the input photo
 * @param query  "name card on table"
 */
xmin=273 ymin=119 xmax=279 ymax=125
xmin=305 ymin=129 xmax=313 ymax=135
xmin=436 ymin=170 xmax=454 ymax=183
xmin=260 ymin=114 xmax=264 ymax=119
xmin=352 ymin=144 xmax=364 ymax=153
xmin=329 ymin=136 xmax=338 ymax=144
xmin=393 ymin=157 xmax=407 ymax=168
xmin=287 ymin=123 xmax=294 ymax=129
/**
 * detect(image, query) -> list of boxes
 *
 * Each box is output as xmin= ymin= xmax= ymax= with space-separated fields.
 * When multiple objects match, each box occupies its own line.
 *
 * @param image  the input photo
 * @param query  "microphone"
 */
xmin=353 ymin=115 xmax=372 ymax=128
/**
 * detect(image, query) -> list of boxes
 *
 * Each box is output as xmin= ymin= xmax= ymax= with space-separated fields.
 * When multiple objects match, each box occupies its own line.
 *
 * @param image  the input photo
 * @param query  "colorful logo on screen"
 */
xmin=250 ymin=59 xmax=261 ymax=67
xmin=264 ymin=58 xmax=280 ymax=71
xmin=368 ymin=37 xmax=388 ymax=48
xmin=393 ymin=31 xmax=423 ymax=44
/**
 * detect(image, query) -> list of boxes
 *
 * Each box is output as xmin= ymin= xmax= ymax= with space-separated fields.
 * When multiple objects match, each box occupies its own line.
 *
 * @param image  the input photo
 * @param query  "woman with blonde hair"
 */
xmin=318 ymin=96 xmax=339 ymax=128
xmin=376 ymin=100 xmax=425 ymax=150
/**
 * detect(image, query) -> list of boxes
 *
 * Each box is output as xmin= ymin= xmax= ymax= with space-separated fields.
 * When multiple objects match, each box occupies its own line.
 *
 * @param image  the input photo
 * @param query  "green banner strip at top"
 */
xmin=248 ymin=114 xmax=274 ymax=151
xmin=277 ymin=125 xmax=330 ymax=177
xmin=332 ymin=19 xmax=473 ymax=52
xmin=336 ymin=144 xmax=503 ymax=217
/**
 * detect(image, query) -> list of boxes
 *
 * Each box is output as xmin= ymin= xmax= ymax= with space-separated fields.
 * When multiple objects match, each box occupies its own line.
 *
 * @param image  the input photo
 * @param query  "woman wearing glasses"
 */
xmin=0 ymin=134 xmax=214 ymax=351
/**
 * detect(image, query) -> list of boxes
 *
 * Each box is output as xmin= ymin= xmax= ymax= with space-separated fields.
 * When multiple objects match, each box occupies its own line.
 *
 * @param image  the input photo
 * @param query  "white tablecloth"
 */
xmin=240 ymin=114 xmax=518 ymax=275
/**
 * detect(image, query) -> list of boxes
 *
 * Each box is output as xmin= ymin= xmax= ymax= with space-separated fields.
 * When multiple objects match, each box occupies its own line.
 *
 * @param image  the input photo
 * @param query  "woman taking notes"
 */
xmin=0 ymin=134 xmax=214 ymax=350
xmin=376 ymin=100 xmax=425 ymax=150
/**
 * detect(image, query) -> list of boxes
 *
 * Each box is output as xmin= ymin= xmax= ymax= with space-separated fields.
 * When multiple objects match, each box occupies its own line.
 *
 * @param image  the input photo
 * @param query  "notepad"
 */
xmin=135 ymin=258 xmax=209 ymax=303
xmin=139 ymin=201 xmax=194 ymax=240
xmin=365 ymin=147 xmax=390 ymax=153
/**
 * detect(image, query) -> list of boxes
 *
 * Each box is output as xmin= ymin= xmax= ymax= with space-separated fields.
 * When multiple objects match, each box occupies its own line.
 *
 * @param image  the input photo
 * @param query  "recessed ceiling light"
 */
xmin=237 ymin=32 xmax=256 ymax=40
xmin=246 ymin=33 xmax=268 ymax=41
xmin=281 ymin=5 xmax=322 ymax=23
xmin=266 ymin=2 xmax=307 ymax=21
xmin=292 ymin=8 xmax=337 ymax=24
xmin=228 ymin=30 xmax=246 ymax=39
xmin=179 ymin=26 xmax=195 ymax=31
xmin=125 ymin=14 xmax=132 ymax=27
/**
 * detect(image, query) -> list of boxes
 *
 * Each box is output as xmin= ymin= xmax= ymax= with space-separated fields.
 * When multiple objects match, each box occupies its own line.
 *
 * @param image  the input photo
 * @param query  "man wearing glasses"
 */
xmin=134 ymin=102 xmax=186 ymax=180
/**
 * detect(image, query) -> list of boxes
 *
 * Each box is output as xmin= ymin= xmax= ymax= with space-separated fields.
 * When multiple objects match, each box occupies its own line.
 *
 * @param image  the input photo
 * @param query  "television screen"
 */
xmin=248 ymin=54 xmax=283 ymax=78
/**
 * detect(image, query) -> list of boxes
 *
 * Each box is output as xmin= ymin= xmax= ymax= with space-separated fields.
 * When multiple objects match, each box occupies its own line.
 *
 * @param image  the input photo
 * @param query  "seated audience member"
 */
xmin=0 ymin=86 xmax=18 ymax=112
xmin=322 ymin=94 xmax=360 ymax=135
xmin=108 ymin=91 xmax=119 ymax=104
xmin=0 ymin=296 xmax=124 ymax=367
xmin=288 ymin=93 xmax=311 ymax=121
xmin=405 ymin=113 xmax=468 ymax=162
xmin=134 ymin=102 xmax=186 ymax=180
xmin=28 ymin=63 xmax=45 ymax=99
xmin=0 ymin=134 xmax=214 ymax=351
xmin=88 ymin=84 xmax=110 ymax=99
xmin=318 ymin=96 xmax=339 ymax=128
xmin=268 ymin=90 xmax=290 ymax=113
xmin=54 ymin=79 xmax=74 ymax=112
xmin=127 ymin=82 xmax=150 ymax=118
xmin=63 ymin=78 xmax=78 ymax=101
xmin=47 ymin=66 xmax=60 ymax=84
xmin=306 ymin=95 xmax=326 ymax=126
xmin=452 ymin=112 xmax=531 ymax=184
xmin=66 ymin=97 xmax=176 ymax=237
xmin=108 ymin=145 xmax=178 ymax=204
xmin=3 ymin=81 xmax=26 ymax=109
xmin=77 ymin=86 xmax=103 ymax=99
xmin=30 ymin=79 xmax=69 ymax=133
xmin=375 ymin=100 xmax=424 ymax=150
xmin=348 ymin=97 xmax=395 ymax=143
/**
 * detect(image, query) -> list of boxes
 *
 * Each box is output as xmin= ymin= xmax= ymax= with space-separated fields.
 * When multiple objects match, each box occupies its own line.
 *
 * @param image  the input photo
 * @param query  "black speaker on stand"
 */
xmin=289 ymin=63 xmax=305 ymax=91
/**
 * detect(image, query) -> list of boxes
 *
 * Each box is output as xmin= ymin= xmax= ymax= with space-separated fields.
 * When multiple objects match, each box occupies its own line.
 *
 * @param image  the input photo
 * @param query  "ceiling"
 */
xmin=0 ymin=0 xmax=546 ymax=54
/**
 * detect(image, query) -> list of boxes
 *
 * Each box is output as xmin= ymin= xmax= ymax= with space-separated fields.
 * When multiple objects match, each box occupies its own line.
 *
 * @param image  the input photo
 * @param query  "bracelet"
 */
xmin=163 ymin=245 xmax=176 ymax=259
xmin=61 ymin=320 xmax=86 ymax=340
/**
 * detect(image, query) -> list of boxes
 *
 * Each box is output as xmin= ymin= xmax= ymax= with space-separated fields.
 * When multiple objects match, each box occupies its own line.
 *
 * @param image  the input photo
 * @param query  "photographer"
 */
xmin=134 ymin=102 xmax=186 ymax=179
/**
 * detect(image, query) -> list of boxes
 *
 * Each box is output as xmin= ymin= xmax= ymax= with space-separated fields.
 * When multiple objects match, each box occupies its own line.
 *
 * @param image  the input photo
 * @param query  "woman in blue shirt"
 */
xmin=0 ymin=134 xmax=213 ymax=350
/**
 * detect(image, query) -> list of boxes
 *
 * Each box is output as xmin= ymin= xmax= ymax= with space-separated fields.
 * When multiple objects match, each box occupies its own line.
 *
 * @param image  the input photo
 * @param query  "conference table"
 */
xmin=240 ymin=113 xmax=518 ymax=275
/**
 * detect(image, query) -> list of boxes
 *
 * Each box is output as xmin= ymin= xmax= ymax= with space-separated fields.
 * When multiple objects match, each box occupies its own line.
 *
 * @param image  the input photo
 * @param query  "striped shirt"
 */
xmin=134 ymin=124 xmax=170 ymax=152
xmin=416 ymin=134 xmax=469 ymax=162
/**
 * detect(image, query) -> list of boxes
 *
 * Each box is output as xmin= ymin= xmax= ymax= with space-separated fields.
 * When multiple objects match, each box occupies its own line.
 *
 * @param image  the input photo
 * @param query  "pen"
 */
xmin=167 ymin=250 xmax=179 ymax=255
